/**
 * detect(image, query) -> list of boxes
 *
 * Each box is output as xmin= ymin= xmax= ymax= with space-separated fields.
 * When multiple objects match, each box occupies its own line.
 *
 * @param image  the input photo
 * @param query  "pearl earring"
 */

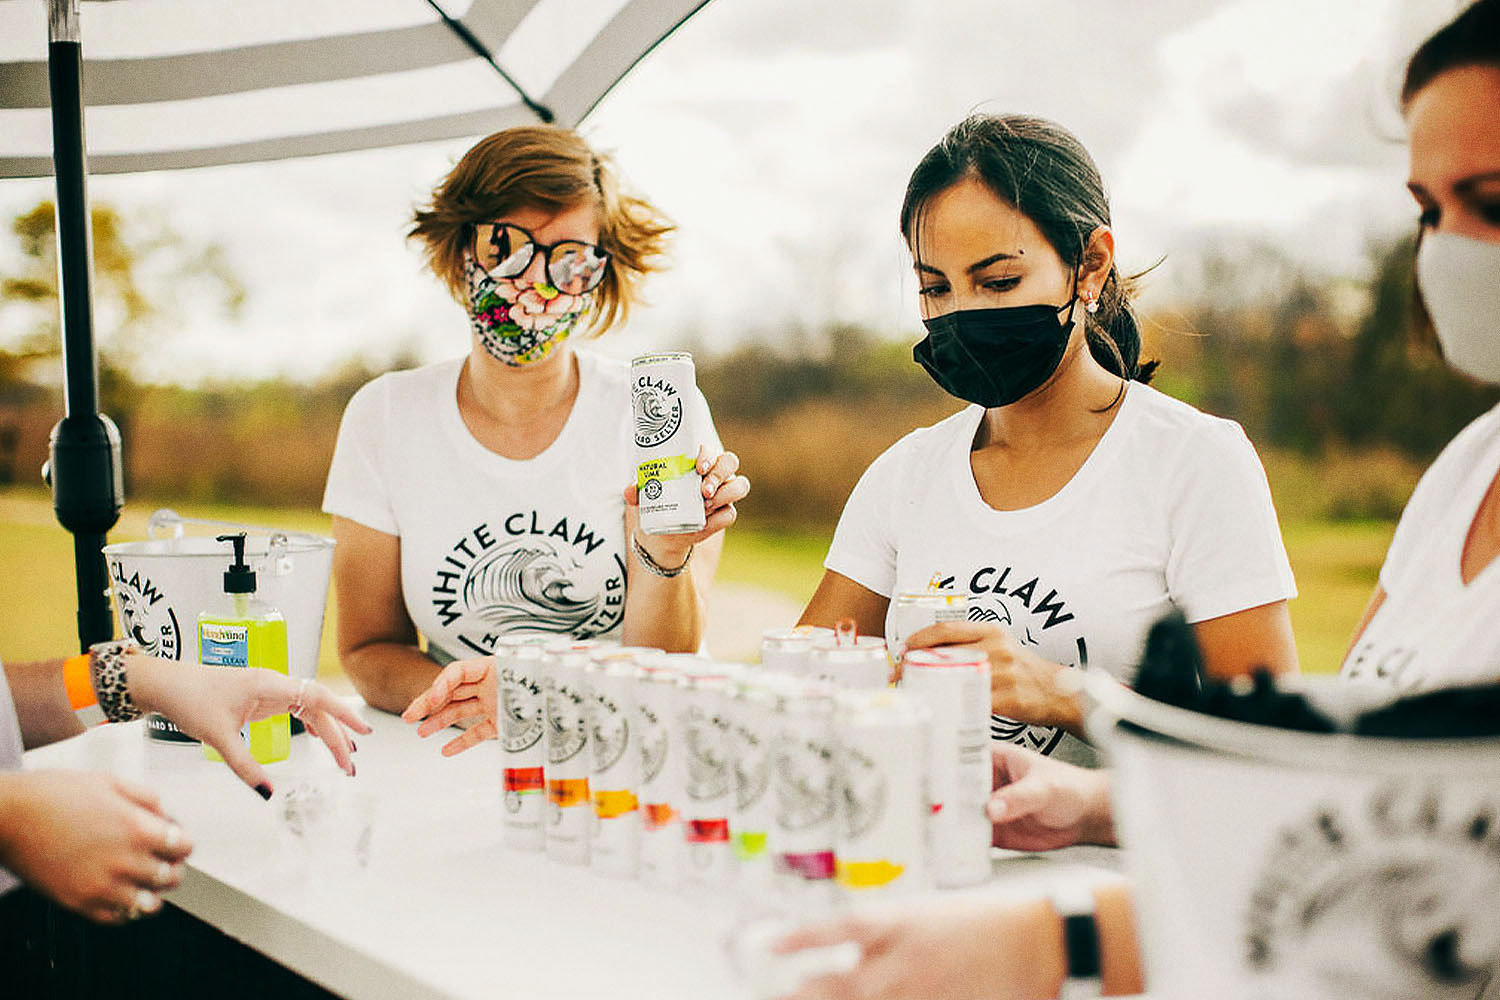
xmin=1085 ymin=296 xmax=1100 ymax=315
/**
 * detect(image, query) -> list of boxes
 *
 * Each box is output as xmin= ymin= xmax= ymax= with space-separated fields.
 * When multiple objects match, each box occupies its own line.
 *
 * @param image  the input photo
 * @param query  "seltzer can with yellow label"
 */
xmin=632 ymin=352 xmax=706 ymax=535
xmin=586 ymin=647 xmax=657 ymax=878
xmin=833 ymin=688 xmax=931 ymax=899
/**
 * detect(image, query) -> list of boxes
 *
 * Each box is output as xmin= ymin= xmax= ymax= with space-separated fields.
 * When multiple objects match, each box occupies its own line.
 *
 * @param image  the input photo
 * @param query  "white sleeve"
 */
xmin=322 ymin=378 xmax=399 ymax=536
xmin=823 ymin=443 xmax=905 ymax=598
xmin=1165 ymin=420 xmax=1297 ymax=623
xmin=694 ymin=386 xmax=724 ymax=456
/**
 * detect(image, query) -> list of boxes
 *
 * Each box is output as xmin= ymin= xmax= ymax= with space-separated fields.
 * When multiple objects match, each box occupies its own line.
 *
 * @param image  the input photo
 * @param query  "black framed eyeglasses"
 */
xmin=471 ymin=222 xmax=610 ymax=295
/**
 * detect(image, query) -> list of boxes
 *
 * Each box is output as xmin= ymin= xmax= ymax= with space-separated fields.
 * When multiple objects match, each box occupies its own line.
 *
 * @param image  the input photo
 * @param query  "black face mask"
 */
xmin=913 ymin=297 xmax=1078 ymax=408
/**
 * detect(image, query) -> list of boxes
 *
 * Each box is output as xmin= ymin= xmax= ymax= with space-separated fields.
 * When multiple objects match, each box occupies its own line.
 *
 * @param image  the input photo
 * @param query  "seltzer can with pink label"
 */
xmin=900 ymin=646 xmax=992 ymax=888
xmin=770 ymin=681 xmax=840 ymax=906
xmin=632 ymin=352 xmax=706 ymax=536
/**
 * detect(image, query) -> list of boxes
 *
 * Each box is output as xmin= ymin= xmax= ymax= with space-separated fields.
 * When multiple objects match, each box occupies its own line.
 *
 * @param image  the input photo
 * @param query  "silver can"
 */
xmin=731 ymin=672 xmax=784 ymax=903
xmin=760 ymin=625 xmax=833 ymax=676
xmin=542 ymin=641 xmax=601 ymax=866
xmin=496 ymin=635 xmax=552 ymax=851
xmin=807 ymin=636 xmax=890 ymax=690
xmin=900 ymin=646 xmax=992 ymax=888
xmin=834 ymin=689 xmax=931 ymax=898
xmin=635 ymin=658 xmax=683 ymax=887
xmin=632 ymin=352 xmax=706 ymax=535
xmin=677 ymin=669 xmax=737 ymax=885
xmin=586 ymin=647 xmax=657 ymax=878
xmin=887 ymin=591 xmax=969 ymax=658
xmin=770 ymin=681 xmax=840 ymax=906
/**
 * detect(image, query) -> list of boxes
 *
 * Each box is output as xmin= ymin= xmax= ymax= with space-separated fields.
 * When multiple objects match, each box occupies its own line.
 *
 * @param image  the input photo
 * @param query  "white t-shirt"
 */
xmin=1342 ymin=402 xmax=1500 ymax=694
xmin=826 ymin=382 xmax=1297 ymax=763
xmin=323 ymin=349 xmax=719 ymax=663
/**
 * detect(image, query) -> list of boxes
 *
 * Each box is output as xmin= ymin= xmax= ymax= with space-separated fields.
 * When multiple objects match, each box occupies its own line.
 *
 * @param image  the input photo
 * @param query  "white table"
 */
xmin=24 ymin=705 xmax=1128 ymax=999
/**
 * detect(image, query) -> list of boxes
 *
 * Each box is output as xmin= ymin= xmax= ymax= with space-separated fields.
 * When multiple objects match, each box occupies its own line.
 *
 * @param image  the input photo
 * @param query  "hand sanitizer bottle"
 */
xmin=200 ymin=533 xmax=290 ymax=764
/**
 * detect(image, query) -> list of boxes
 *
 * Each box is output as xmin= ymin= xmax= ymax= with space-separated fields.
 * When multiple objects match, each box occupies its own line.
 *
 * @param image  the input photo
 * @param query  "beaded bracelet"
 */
xmin=631 ymin=534 xmax=693 ymax=578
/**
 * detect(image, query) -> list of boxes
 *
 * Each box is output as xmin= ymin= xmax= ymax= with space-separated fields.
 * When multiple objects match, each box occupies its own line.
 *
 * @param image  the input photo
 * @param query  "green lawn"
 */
xmin=0 ymin=487 xmax=1388 ymax=676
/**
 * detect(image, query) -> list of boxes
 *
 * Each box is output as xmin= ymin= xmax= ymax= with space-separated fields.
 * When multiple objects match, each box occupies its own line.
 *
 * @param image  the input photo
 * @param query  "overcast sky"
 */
xmin=0 ymin=0 xmax=1467 ymax=383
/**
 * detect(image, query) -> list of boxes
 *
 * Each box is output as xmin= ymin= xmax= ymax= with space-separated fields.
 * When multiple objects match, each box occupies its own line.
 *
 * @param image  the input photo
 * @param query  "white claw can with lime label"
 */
xmin=834 ymin=689 xmax=931 ymax=898
xmin=496 ymin=635 xmax=553 ymax=851
xmin=632 ymin=353 xmax=706 ymax=536
xmin=900 ymin=646 xmax=992 ymax=888
xmin=586 ymin=647 xmax=657 ymax=878
xmin=888 ymin=591 xmax=969 ymax=658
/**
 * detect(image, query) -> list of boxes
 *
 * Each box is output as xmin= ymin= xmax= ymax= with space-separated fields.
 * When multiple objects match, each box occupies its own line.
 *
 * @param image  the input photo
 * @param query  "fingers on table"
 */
xmin=415 ymin=699 xmax=487 ymax=738
xmin=441 ymin=720 xmax=497 ymax=757
xmin=402 ymin=661 xmax=488 ymax=722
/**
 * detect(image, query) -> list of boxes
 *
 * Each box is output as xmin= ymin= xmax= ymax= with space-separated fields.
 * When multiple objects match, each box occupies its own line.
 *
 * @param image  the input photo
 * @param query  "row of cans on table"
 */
xmin=493 ymin=631 xmax=993 ymax=899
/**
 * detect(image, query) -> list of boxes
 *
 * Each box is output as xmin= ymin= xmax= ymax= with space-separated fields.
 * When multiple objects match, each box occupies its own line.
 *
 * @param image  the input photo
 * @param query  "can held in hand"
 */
xmin=678 ymin=669 xmax=737 ymax=885
xmin=636 ymin=658 xmax=683 ymax=887
xmin=632 ymin=352 xmax=706 ymax=536
xmin=900 ymin=646 xmax=992 ymax=887
xmin=543 ymin=641 xmax=601 ymax=865
xmin=497 ymin=635 xmax=552 ymax=851
xmin=586 ymin=647 xmax=656 ymax=878
xmin=771 ymin=682 xmax=840 ymax=906
xmin=761 ymin=625 xmax=833 ymax=676
xmin=834 ymin=689 xmax=931 ymax=897
xmin=888 ymin=591 xmax=968 ymax=659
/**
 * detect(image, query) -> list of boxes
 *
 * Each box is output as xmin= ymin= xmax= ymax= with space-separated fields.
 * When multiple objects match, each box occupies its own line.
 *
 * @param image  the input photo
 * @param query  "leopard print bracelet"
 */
xmin=89 ymin=641 xmax=143 ymax=723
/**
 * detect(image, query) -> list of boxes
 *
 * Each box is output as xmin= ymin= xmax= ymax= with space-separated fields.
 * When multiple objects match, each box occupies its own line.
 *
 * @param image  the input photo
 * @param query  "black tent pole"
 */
xmin=44 ymin=0 xmax=122 ymax=652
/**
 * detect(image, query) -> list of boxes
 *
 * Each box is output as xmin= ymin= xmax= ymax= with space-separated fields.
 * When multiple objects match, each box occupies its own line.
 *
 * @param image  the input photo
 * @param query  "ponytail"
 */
xmin=1085 ymin=265 xmax=1157 ymax=384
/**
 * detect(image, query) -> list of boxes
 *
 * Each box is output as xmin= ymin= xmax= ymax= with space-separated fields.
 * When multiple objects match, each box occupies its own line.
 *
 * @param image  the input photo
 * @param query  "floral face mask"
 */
xmin=464 ymin=254 xmax=592 ymax=367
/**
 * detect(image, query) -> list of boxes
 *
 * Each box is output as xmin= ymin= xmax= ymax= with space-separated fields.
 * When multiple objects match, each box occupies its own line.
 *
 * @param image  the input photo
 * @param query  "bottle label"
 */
xmin=200 ymin=623 xmax=250 ymax=668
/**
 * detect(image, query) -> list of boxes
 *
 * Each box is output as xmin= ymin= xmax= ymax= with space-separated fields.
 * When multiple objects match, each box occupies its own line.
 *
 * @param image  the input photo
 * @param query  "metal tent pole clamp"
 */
xmin=45 ymin=0 xmax=122 ymax=651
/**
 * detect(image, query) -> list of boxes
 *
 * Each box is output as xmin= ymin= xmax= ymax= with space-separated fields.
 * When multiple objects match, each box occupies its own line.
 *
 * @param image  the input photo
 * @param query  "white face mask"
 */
xmin=1416 ymin=232 xmax=1500 ymax=384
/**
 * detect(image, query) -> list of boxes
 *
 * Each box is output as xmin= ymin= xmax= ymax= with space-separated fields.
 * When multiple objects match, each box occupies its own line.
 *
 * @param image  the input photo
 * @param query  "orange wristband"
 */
xmin=63 ymin=652 xmax=97 ymax=710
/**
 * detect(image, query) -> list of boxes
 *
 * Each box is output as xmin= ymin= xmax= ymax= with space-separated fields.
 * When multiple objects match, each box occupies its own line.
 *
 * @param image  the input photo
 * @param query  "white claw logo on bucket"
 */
xmin=110 ymin=563 xmax=182 ymax=659
xmin=1245 ymin=785 xmax=1500 ymax=1000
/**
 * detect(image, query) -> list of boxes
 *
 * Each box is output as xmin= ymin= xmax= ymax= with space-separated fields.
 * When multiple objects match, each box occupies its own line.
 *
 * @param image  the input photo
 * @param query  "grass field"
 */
xmin=0 ymin=487 xmax=1389 ymax=676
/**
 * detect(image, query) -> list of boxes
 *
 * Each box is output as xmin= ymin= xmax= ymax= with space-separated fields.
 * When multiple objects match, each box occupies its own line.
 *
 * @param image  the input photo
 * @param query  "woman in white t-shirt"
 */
xmin=801 ymin=114 xmax=1299 ymax=761
xmin=324 ymin=127 xmax=749 ymax=716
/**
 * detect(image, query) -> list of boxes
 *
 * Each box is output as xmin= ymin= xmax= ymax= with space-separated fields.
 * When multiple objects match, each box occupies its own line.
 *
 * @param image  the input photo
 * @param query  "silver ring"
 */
xmin=130 ymin=888 xmax=160 ymax=919
xmin=163 ymin=823 xmax=182 ymax=851
xmin=156 ymin=859 xmax=173 ymax=888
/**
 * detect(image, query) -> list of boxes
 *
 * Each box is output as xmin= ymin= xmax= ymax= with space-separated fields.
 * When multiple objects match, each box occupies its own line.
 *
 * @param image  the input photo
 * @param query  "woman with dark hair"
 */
xmin=800 ymin=113 xmax=1299 ymax=762
xmin=777 ymin=3 xmax=1500 ymax=996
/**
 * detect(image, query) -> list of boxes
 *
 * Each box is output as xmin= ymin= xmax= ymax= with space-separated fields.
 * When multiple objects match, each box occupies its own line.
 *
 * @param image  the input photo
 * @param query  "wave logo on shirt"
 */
xmin=431 ymin=514 xmax=626 ymax=657
xmin=632 ymin=375 xmax=682 ymax=448
xmin=1244 ymin=785 xmax=1500 ymax=1000
xmin=109 ymin=562 xmax=181 ymax=661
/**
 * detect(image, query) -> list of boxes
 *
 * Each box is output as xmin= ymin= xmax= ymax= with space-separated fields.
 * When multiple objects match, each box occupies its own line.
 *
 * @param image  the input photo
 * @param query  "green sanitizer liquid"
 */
xmin=200 ymin=534 xmax=290 ymax=765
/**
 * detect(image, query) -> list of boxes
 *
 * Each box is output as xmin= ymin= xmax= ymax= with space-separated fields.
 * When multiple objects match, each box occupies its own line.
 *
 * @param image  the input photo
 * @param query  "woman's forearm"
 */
xmin=621 ymin=567 xmax=705 ymax=653
xmin=340 ymin=641 xmax=443 ymax=715
xmin=4 ymin=657 xmax=84 ymax=750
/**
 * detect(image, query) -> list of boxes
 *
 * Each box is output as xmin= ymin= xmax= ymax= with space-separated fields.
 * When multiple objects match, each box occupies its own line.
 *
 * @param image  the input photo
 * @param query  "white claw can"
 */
xmin=760 ymin=626 xmax=833 ymax=676
xmin=731 ymin=673 xmax=784 ymax=902
xmin=808 ymin=636 xmax=891 ymax=690
xmin=586 ymin=647 xmax=656 ymax=878
xmin=900 ymin=646 xmax=992 ymax=888
xmin=887 ymin=591 xmax=969 ymax=658
xmin=834 ymin=689 xmax=931 ymax=898
xmin=678 ymin=670 xmax=737 ymax=886
xmin=542 ymin=641 xmax=604 ymax=866
xmin=635 ymin=659 xmax=683 ymax=887
xmin=770 ymin=682 xmax=840 ymax=905
xmin=496 ymin=635 xmax=553 ymax=850
xmin=632 ymin=352 xmax=706 ymax=536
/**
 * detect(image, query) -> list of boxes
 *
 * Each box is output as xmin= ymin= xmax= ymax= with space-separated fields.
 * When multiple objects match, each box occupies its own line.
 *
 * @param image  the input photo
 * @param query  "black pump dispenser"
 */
xmin=217 ymin=533 xmax=256 ymax=594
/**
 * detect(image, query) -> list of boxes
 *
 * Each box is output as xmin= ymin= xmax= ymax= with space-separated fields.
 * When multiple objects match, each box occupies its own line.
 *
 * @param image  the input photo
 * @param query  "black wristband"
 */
xmin=1062 ymin=911 xmax=1101 ymax=980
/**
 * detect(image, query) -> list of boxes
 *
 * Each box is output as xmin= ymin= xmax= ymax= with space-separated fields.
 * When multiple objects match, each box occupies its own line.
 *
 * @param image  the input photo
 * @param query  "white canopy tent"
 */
xmin=0 ymin=0 xmax=711 ymax=649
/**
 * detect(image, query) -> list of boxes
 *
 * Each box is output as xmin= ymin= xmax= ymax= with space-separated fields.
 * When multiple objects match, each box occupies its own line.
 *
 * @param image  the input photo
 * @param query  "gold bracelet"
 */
xmin=631 ymin=534 xmax=693 ymax=578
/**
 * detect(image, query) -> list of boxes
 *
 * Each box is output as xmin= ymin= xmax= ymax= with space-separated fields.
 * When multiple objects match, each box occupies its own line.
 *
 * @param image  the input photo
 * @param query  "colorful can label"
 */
xmin=760 ymin=625 xmax=833 ymax=676
xmin=888 ymin=591 xmax=969 ymax=658
xmin=807 ymin=636 xmax=890 ymax=690
xmin=632 ymin=353 xmax=706 ymax=536
xmin=498 ymin=639 xmax=549 ymax=850
xmin=588 ymin=655 xmax=646 ymax=878
xmin=543 ymin=645 xmax=594 ymax=865
xmin=901 ymin=647 xmax=992 ymax=888
xmin=834 ymin=689 xmax=931 ymax=897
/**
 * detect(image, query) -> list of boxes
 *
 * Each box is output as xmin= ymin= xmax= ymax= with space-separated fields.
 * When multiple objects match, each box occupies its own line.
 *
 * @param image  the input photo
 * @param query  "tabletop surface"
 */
xmin=24 ymin=704 xmax=1131 ymax=1000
